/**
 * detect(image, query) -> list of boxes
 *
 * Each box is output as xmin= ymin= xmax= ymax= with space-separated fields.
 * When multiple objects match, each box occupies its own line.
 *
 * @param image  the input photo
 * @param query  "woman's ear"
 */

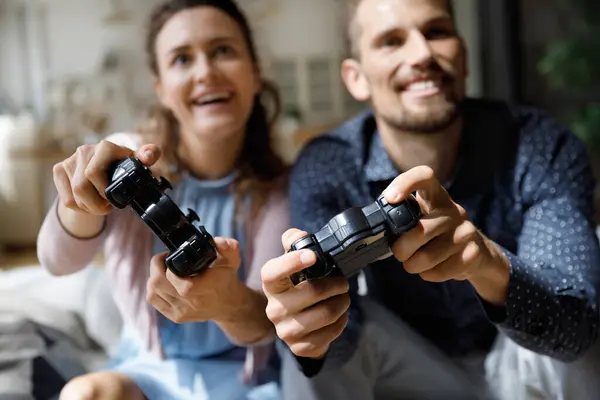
xmin=153 ymin=75 xmax=168 ymax=108
xmin=341 ymin=58 xmax=370 ymax=102
xmin=253 ymin=67 xmax=263 ymax=96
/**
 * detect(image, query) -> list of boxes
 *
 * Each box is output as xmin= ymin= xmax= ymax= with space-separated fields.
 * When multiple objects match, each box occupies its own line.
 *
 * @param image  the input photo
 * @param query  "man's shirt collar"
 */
xmin=362 ymin=119 xmax=467 ymax=190
xmin=364 ymin=129 xmax=400 ymax=183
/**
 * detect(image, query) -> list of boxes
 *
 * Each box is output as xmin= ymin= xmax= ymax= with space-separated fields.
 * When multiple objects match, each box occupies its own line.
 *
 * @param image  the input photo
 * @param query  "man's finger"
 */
xmin=288 ymin=312 xmax=348 ymax=359
xmin=382 ymin=165 xmax=452 ymax=210
xmin=391 ymin=208 xmax=455 ymax=262
xmin=261 ymin=250 xmax=316 ymax=295
xmin=276 ymin=292 xmax=350 ymax=339
xmin=281 ymin=228 xmax=309 ymax=251
xmin=271 ymin=276 xmax=350 ymax=316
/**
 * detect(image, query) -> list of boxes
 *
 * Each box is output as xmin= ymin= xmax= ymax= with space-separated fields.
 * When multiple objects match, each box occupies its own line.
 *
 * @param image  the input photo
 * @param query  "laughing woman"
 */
xmin=37 ymin=1 xmax=290 ymax=399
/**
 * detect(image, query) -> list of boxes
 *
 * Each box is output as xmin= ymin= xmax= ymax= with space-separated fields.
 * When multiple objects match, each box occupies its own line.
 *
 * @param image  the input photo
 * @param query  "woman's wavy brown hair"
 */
xmin=140 ymin=0 xmax=287 ymax=219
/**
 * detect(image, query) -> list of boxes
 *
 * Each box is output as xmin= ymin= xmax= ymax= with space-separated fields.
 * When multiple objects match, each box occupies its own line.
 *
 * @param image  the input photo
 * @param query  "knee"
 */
xmin=60 ymin=375 xmax=98 ymax=400
xmin=59 ymin=372 xmax=142 ymax=400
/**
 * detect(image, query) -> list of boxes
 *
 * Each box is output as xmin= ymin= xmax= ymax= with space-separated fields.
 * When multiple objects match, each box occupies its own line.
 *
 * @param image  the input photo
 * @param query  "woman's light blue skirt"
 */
xmin=104 ymin=326 xmax=281 ymax=400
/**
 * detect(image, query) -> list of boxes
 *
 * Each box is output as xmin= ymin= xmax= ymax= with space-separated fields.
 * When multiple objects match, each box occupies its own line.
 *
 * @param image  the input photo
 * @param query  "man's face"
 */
xmin=342 ymin=0 xmax=468 ymax=133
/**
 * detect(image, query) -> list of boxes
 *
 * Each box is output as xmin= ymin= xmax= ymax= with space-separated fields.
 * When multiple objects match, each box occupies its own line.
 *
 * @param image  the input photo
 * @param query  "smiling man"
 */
xmin=260 ymin=0 xmax=600 ymax=399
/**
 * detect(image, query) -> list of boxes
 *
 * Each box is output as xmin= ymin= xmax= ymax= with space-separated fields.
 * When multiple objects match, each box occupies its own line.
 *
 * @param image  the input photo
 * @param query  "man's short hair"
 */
xmin=343 ymin=0 xmax=455 ymax=58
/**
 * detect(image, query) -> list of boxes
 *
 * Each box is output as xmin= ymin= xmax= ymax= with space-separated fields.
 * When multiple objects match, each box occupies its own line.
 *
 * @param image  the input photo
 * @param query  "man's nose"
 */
xmin=404 ymin=31 xmax=434 ymax=68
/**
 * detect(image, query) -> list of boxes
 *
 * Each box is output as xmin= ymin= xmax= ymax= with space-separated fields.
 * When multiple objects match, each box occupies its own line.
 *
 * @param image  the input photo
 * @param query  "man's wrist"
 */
xmin=468 ymin=238 xmax=511 ymax=306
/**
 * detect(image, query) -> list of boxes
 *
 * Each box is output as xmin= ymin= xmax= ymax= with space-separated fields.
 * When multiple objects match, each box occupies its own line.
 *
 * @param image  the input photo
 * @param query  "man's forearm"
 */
xmin=215 ymin=282 xmax=275 ymax=345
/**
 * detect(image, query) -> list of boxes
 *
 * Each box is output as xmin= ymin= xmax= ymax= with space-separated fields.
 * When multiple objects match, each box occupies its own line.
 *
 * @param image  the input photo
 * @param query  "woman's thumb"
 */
xmin=135 ymin=144 xmax=161 ymax=167
xmin=212 ymin=237 xmax=241 ymax=269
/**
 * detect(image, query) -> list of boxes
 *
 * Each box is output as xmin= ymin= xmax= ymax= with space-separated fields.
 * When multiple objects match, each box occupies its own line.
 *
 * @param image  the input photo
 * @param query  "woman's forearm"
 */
xmin=215 ymin=281 xmax=275 ymax=345
xmin=57 ymin=202 xmax=106 ymax=238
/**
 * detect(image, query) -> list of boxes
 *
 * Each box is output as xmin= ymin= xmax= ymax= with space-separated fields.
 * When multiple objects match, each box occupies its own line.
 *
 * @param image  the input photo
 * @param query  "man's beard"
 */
xmin=381 ymin=97 xmax=463 ymax=134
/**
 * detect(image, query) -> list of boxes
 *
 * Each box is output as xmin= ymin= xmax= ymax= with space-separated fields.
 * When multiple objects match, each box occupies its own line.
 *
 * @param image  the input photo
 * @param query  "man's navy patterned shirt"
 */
xmin=288 ymin=98 xmax=600 ymax=376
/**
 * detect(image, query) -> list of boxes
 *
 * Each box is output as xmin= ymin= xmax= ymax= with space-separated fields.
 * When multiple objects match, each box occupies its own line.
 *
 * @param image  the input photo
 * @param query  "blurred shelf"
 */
xmin=8 ymin=147 xmax=71 ymax=161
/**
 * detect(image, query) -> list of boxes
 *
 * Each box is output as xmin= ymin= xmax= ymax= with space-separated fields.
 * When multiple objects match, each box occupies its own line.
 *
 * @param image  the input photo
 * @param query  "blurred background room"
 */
xmin=0 ymin=0 xmax=599 ymax=398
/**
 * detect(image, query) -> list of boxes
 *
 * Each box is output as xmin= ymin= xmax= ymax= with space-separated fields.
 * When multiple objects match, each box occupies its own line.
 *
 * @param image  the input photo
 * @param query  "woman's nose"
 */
xmin=191 ymin=56 xmax=216 ymax=83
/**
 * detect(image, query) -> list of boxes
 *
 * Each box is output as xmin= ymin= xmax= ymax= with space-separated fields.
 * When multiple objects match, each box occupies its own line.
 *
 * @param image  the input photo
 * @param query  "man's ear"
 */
xmin=460 ymin=37 xmax=470 ymax=78
xmin=341 ymin=58 xmax=370 ymax=102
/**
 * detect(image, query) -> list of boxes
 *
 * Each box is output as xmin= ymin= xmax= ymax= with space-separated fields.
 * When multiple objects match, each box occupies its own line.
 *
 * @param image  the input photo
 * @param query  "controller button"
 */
xmin=170 ymin=247 xmax=194 ymax=273
xmin=387 ymin=204 xmax=415 ymax=228
xmin=109 ymin=182 xmax=130 ymax=207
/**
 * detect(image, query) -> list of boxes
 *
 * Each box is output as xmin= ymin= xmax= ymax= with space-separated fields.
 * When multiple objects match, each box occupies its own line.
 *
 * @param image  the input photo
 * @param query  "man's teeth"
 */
xmin=406 ymin=81 xmax=438 ymax=91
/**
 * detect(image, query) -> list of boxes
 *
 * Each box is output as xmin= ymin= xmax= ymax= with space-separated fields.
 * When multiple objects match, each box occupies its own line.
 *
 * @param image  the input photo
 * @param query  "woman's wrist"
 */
xmin=56 ymin=200 xmax=107 ymax=239
xmin=214 ymin=281 xmax=273 ymax=344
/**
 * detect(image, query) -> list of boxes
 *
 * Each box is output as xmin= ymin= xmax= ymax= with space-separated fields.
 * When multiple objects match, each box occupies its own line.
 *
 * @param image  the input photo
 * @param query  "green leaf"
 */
xmin=537 ymin=1 xmax=600 ymax=153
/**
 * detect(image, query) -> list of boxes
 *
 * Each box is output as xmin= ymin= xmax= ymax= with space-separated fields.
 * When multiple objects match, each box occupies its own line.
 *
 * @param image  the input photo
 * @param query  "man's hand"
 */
xmin=261 ymin=229 xmax=350 ymax=359
xmin=383 ymin=165 xmax=510 ymax=306
xmin=146 ymin=237 xmax=244 ymax=324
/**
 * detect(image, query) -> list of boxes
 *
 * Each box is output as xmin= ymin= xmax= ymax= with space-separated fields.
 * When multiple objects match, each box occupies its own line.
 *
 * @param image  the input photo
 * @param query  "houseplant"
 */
xmin=537 ymin=0 xmax=600 ymax=153
xmin=536 ymin=0 xmax=600 ymax=221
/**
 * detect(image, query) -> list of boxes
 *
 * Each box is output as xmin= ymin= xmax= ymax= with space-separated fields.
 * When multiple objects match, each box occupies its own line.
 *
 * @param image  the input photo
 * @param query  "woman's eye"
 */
xmin=173 ymin=54 xmax=190 ymax=65
xmin=214 ymin=45 xmax=235 ymax=57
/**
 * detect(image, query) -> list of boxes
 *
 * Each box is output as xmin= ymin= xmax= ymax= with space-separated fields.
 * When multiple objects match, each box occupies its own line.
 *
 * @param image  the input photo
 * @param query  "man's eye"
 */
xmin=426 ymin=28 xmax=454 ymax=40
xmin=382 ymin=37 xmax=403 ymax=47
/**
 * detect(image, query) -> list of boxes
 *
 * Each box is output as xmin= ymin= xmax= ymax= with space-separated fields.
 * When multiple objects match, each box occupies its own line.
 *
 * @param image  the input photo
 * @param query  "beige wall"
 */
xmin=0 ymin=0 xmax=484 ymax=119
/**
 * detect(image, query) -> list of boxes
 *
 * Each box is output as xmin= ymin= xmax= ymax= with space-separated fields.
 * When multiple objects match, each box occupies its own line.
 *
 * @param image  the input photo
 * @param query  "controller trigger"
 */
xmin=186 ymin=209 xmax=199 ymax=223
xmin=159 ymin=177 xmax=172 ymax=191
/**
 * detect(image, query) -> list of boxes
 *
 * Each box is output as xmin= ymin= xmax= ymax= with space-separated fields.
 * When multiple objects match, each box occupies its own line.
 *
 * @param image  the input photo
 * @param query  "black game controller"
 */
xmin=289 ymin=194 xmax=422 ymax=285
xmin=104 ymin=156 xmax=218 ymax=277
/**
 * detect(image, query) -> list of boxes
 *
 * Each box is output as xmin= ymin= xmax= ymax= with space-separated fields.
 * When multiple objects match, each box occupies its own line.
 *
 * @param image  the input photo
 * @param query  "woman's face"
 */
xmin=153 ymin=6 xmax=259 ymax=143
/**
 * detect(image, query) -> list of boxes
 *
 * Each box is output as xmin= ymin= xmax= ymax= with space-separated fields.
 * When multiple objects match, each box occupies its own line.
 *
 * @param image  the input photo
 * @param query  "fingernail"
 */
xmin=300 ymin=250 xmax=315 ymax=265
xmin=144 ymin=149 xmax=154 ymax=160
xmin=384 ymin=188 xmax=402 ymax=202
xmin=221 ymin=239 xmax=230 ymax=250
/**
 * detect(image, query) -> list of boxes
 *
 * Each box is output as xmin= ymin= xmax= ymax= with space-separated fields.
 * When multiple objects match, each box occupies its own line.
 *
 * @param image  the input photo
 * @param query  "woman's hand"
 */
xmin=147 ymin=237 xmax=245 ymax=324
xmin=147 ymin=236 xmax=274 ymax=344
xmin=53 ymin=140 xmax=160 ymax=215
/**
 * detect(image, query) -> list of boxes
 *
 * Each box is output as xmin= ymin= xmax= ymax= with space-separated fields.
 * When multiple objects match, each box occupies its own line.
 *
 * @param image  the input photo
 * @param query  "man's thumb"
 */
xmin=135 ymin=144 xmax=161 ymax=167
